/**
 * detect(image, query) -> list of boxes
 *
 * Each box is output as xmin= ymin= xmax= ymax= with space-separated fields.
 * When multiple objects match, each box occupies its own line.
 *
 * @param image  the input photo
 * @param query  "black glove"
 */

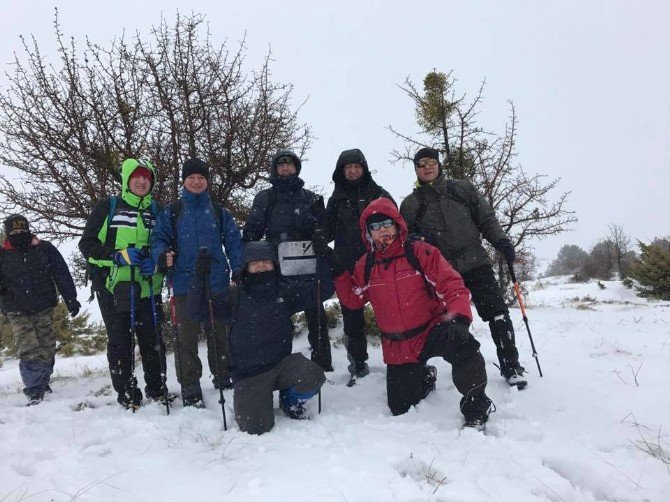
xmin=68 ymin=300 xmax=81 ymax=318
xmin=495 ymin=239 xmax=516 ymax=263
xmin=231 ymin=270 xmax=241 ymax=284
xmin=312 ymin=229 xmax=331 ymax=257
xmin=195 ymin=251 xmax=211 ymax=278
xmin=452 ymin=315 xmax=471 ymax=328
xmin=326 ymin=250 xmax=345 ymax=278
xmin=310 ymin=195 xmax=325 ymax=213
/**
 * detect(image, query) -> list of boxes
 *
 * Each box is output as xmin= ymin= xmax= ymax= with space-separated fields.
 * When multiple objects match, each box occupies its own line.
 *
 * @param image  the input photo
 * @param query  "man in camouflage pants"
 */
xmin=0 ymin=214 xmax=80 ymax=405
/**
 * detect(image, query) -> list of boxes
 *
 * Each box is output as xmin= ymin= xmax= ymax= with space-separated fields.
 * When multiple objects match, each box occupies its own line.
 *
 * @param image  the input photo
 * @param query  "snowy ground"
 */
xmin=1 ymin=277 xmax=669 ymax=501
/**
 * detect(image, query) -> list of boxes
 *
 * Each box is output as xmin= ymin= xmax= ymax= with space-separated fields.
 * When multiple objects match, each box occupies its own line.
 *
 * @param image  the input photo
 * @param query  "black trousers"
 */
xmin=386 ymin=322 xmax=488 ymax=418
xmin=97 ymin=288 xmax=166 ymax=398
xmin=461 ymin=265 xmax=520 ymax=368
xmin=305 ymin=305 xmax=332 ymax=370
xmin=342 ymin=304 xmax=368 ymax=363
xmin=460 ymin=265 xmax=508 ymax=322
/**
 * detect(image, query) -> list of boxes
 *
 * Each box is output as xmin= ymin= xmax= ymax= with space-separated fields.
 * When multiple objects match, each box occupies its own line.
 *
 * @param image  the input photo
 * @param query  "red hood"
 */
xmin=2 ymin=236 xmax=39 ymax=250
xmin=359 ymin=197 xmax=408 ymax=251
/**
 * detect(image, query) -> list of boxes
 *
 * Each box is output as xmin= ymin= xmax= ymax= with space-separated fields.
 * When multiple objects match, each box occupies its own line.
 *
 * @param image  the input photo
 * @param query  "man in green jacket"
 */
xmin=79 ymin=158 xmax=170 ymax=409
xmin=399 ymin=148 xmax=527 ymax=389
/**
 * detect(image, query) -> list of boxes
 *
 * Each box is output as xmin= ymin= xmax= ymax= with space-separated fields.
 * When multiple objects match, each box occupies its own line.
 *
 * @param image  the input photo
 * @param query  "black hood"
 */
xmin=270 ymin=150 xmax=302 ymax=179
xmin=332 ymin=148 xmax=372 ymax=185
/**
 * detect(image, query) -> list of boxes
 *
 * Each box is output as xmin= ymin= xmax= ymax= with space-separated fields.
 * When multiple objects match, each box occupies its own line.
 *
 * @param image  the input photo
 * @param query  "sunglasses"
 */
xmin=416 ymin=159 xmax=438 ymax=169
xmin=276 ymin=156 xmax=295 ymax=165
xmin=368 ymin=219 xmax=394 ymax=231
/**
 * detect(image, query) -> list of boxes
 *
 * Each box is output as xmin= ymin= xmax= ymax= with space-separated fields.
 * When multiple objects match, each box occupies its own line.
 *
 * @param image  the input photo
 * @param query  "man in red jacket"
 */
xmin=315 ymin=198 xmax=493 ymax=429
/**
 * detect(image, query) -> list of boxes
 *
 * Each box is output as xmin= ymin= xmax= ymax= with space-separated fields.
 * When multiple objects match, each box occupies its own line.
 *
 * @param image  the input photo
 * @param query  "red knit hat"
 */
xmin=130 ymin=166 xmax=153 ymax=182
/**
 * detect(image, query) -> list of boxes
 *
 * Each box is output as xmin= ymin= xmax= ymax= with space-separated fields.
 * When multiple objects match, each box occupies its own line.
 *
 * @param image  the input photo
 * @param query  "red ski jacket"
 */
xmin=334 ymin=197 xmax=472 ymax=365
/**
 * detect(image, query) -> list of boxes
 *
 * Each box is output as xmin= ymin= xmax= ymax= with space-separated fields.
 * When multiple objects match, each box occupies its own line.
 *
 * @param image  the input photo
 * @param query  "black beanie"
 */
xmin=4 ymin=214 xmax=30 ymax=235
xmin=413 ymin=147 xmax=440 ymax=166
xmin=366 ymin=212 xmax=393 ymax=228
xmin=242 ymin=241 xmax=278 ymax=269
xmin=182 ymin=158 xmax=210 ymax=181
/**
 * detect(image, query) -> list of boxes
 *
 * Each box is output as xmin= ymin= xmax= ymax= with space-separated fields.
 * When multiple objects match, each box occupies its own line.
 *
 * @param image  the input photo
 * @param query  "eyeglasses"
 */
xmin=416 ymin=159 xmax=438 ymax=169
xmin=368 ymin=219 xmax=394 ymax=231
xmin=276 ymin=156 xmax=295 ymax=165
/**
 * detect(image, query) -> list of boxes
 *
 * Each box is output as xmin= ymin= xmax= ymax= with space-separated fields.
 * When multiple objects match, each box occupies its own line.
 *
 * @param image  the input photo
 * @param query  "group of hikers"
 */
xmin=0 ymin=146 xmax=527 ymax=433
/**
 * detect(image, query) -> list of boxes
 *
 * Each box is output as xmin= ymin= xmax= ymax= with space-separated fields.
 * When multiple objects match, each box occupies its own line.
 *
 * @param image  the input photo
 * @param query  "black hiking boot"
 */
xmin=419 ymin=365 xmax=437 ymax=400
xmin=146 ymin=388 xmax=178 ymax=405
xmin=461 ymin=394 xmax=495 ymax=431
xmin=183 ymin=396 xmax=206 ymax=409
xmin=117 ymin=387 xmax=143 ymax=410
xmin=26 ymin=392 xmax=45 ymax=407
xmin=348 ymin=360 xmax=370 ymax=378
xmin=501 ymin=363 xmax=528 ymax=390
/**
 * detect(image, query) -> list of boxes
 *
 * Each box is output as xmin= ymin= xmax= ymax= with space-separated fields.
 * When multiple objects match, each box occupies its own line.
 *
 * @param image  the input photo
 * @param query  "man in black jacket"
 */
xmin=324 ymin=148 xmax=394 ymax=379
xmin=243 ymin=150 xmax=333 ymax=371
xmin=188 ymin=241 xmax=332 ymax=434
xmin=0 ymin=214 xmax=80 ymax=405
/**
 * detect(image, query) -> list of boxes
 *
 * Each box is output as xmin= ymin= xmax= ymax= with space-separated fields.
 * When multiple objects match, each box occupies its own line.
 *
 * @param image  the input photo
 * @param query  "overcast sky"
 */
xmin=1 ymin=1 xmax=668 ymax=267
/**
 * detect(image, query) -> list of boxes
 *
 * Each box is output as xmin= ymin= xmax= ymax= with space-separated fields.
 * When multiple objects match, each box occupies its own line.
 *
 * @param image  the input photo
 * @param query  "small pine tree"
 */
xmin=629 ymin=240 xmax=670 ymax=300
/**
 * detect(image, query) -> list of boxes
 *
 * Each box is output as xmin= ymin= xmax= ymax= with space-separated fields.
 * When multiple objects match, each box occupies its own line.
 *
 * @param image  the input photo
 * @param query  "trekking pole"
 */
xmin=315 ymin=254 xmax=322 ymax=414
xmin=148 ymin=274 xmax=170 ymax=415
xmin=166 ymin=267 xmax=183 ymax=402
xmin=507 ymin=261 xmax=543 ymax=377
xmin=201 ymin=247 xmax=228 ymax=430
xmin=129 ymin=250 xmax=139 ymax=412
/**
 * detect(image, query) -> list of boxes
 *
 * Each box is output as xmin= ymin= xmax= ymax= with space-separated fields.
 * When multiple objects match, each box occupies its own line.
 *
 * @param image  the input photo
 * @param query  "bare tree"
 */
xmin=582 ymin=239 xmax=616 ymax=280
xmin=389 ymin=70 xmax=575 ymax=293
xmin=0 ymin=11 xmax=311 ymax=241
xmin=608 ymin=224 xmax=633 ymax=278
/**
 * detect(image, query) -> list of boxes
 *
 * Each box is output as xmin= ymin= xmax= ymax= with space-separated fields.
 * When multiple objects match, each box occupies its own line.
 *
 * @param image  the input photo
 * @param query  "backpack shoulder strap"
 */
xmin=104 ymin=196 xmax=118 ymax=248
xmin=404 ymin=239 xmax=435 ymax=299
xmin=445 ymin=180 xmax=478 ymax=223
xmin=363 ymin=251 xmax=376 ymax=286
xmin=212 ymin=202 xmax=225 ymax=235
xmin=413 ymin=189 xmax=427 ymax=231
xmin=149 ymin=200 xmax=159 ymax=219
xmin=169 ymin=200 xmax=182 ymax=254
xmin=404 ymin=239 xmax=424 ymax=276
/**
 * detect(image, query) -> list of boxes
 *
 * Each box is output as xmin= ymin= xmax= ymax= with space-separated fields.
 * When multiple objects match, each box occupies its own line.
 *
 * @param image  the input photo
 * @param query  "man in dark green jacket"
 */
xmin=399 ymin=147 xmax=527 ymax=388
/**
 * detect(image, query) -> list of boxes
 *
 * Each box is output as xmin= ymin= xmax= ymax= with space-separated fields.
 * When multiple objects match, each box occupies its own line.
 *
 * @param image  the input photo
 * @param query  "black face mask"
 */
xmin=244 ymin=270 xmax=277 ymax=299
xmin=8 ymin=233 xmax=32 ymax=249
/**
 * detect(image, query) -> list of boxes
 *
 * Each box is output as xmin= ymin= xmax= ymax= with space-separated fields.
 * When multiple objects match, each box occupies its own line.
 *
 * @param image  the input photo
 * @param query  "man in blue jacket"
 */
xmin=188 ymin=241 xmax=331 ymax=434
xmin=152 ymin=158 xmax=243 ymax=407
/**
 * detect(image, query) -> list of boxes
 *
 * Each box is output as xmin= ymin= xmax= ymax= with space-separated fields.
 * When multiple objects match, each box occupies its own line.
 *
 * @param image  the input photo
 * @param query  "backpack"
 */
xmin=413 ymin=180 xmax=478 ymax=231
xmin=363 ymin=239 xmax=435 ymax=299
xmin=168 ymin=199 xmax=225 ymax=256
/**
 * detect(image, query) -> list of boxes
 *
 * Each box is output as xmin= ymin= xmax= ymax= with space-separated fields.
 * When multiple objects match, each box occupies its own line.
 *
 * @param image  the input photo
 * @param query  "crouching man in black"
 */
xmin=188 ymin=241 xmax=332 ymax=435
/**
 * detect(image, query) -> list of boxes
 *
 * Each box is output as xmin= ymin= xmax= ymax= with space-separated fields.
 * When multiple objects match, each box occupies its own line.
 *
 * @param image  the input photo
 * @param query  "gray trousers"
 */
xmin=234 ymin=353 xmax=325 ymax=435
xmin=173 ymin=295 xmax=230 ymax=389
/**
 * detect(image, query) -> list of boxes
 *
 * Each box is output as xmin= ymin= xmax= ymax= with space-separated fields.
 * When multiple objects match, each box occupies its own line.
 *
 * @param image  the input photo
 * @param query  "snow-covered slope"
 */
xmin=1 ymin=277 xmax=669 ymax=501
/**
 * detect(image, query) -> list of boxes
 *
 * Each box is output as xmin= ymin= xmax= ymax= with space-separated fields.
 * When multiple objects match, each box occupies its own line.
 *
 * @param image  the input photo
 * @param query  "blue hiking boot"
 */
xmin=279 ymin=387 xmax=318 ymax=420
